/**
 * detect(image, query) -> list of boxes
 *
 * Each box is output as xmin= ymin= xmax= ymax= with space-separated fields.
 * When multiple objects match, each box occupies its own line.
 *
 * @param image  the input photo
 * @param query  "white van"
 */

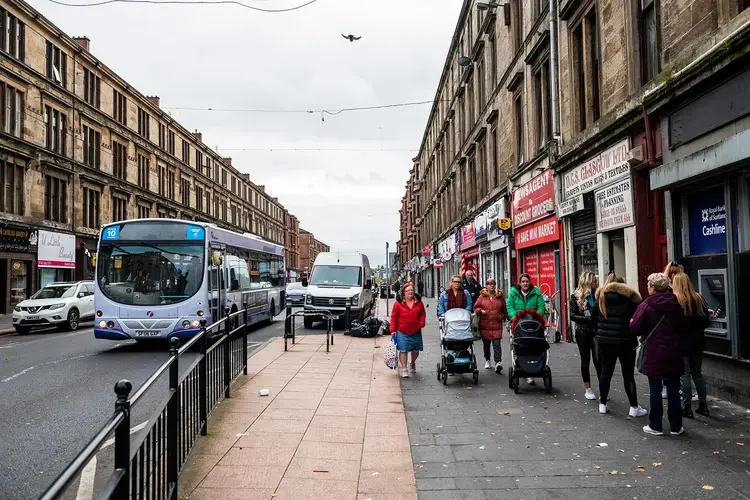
xmin=302 ymin=252 xmax=376 ymax=328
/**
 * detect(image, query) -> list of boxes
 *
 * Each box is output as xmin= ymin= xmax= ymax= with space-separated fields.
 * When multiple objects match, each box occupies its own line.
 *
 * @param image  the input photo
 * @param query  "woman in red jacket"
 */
xmin=474 ymin=279 xmax=509 ymax=374
xmin=390 ymin=282 xmax=427 ymax=378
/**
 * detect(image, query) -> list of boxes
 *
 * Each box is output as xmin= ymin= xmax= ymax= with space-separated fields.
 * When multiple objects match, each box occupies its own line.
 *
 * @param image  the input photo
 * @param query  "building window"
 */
xmin=167 ymin=170 xmax=175 ymax=200
xmin=82 ymin=187 xmax=100 ymax=229
xmin=1 ymin=82 xmax=22 ymax=138
xmin=0 ymin=10 xmax=25 ymax=61
xmin=83 ymin=68 xmax=100 ymax=108
xmin=158 ymin=123 xmax=166 ymax=149
xmin=137 ymin=153 xmax=149 ymax=190
xmin=205 ymin=191 xmax=211 ymax=216
xmin=158 ymin=164 xmax=167 ymax=197
xmin=571 ymin=7 xmax=601 ymax=132
xmin=488 ymin=34 xmax=497 ymax=87
xmin=167 ymin=129 xmax=175 ymax=155
xmin=113 ymin=89 xmax=126 ymax=126
xmin=467 ymin=78 xmax=475 ymax=128
xmin=112 ymin=195 xmax=127 ymax=222
xmin=45 ymin=41 xmax=67 ymax=88
xmin=476 ymin=54 xmax=486 ymax=108
xmin=44 ymin=175 xmax=67 ymax=222
xmin=44 ymin=105 xmax=66 ymax=155
xmin=196 ymin=186 xmax=203 ymax=212
xmin=533 ymin=60 xmax=552 ymax=150
xmin=214 ymin=197 xmax=219 ymax=219
xmin=112 ymin=140 xmax=127 ymax=180
xmin=137 ymin=107 xmax=150 ymax=140
xmin=138 ymin=203 xmax=150 ymax=218
xmin=231 ymin=176 xmax=236 ymax=194
xmin=181 ymin=139 xmax=190 ymax=165
xmin=640 ymin=0 xmax=659 ymax=84
xmin=231 ymin=205 xmax=237 ymax=225
xmin=196 ymin=150 xmax=203 ymax=176
xmin=512 ymin=0 xmax=523 ymax=52
xmin=490 ymin=125 xmax=498 ymax=188
xmin=732 ymin=0 xmax=750 ymax=16
xmin=82 ymin=125 xmax=101 ymax=169
xmin=181 ymin=177 xmax=190 ymax=207
xmin=222 ymin=169 xmax=227 ymax=187
xmin=205 ymin=159 xmax=212 ymax=180
xmin=514 ymin=91 xmax=524 ymax=166
xmin=0 ymin=160 xmax=23 ymax=215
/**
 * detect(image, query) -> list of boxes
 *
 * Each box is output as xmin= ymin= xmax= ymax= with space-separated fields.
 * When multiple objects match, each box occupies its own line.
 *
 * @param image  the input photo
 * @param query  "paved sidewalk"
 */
xmin=404 ymin=300 xmax=750 ymax=500
xmin=181 ymin=333 xmax=417 ymax=500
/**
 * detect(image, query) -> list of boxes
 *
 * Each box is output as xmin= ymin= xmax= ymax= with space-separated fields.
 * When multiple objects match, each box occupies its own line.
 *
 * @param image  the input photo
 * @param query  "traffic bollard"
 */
xmin=344 ymin=298 xmax=352 ymax=335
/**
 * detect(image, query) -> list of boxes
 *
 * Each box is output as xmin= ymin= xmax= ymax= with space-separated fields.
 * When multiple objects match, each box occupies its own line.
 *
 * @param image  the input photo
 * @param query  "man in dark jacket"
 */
xmin=463 ymin=270 xmax=483 ymax=305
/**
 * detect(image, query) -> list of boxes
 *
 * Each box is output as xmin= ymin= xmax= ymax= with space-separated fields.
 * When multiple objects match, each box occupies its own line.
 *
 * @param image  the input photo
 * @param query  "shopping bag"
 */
xmin=471 ymin=313 xmax=481 ymax=341
xmin=384 ymin=336 xmax=398 ymax=370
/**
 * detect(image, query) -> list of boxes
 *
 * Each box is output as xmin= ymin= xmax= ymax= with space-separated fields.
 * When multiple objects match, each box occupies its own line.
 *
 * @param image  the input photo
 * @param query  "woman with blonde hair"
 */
xmin=672 ymin=273 xmax=711 ymax=418
xmin=631 ymin=273 xmax=685 ymax=436
xmin=595 ymin=274 xmax=647 ymax=417
xmin=570 ymin=271 xmax=601 ymax=400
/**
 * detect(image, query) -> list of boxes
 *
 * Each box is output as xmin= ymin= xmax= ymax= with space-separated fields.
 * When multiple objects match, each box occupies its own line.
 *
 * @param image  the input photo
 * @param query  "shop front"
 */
xmin=483 ymin=197 xmax=510 ymax=292
xmin=420 ymin=245 xmax=434 ymax=297
xmin=649 ymin=60 xmax=750 ymax=405
xmin=437 ymin=233 xmax=458 ymax=293
xmin=560 ymin=138 xmax=639 ymax=289
xmin=38 ymin=230 xmax=76 ymax=288
xmin=76 ymin=237 xmax=98 ymax=281
xmin=512 ymin=169 xmax=563 ymax=335
xmin=0 ymin=225 xmax=38 ymax=314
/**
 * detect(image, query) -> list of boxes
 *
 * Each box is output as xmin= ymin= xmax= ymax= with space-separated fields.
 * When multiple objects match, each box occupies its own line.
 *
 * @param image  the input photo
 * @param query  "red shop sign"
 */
xmin=512 ymin=169 xmax=555 ymax=228
xmin=514 ymin=216 xmax=559 ymax=250
xmin=461 ymin=223 xmax=475 ymax=243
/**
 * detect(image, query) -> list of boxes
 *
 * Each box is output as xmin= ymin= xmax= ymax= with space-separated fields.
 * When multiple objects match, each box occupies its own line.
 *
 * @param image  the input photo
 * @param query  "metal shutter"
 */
xmin=572 ymin=211 xmax=597 ymax=244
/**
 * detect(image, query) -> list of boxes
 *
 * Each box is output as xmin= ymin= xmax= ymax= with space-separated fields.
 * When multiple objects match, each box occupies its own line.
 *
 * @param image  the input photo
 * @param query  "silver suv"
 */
xmin=12 ymin=281 xmax=95 ymax=335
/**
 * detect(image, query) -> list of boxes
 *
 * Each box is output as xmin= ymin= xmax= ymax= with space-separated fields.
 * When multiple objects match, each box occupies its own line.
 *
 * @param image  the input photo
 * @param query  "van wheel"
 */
xmin=304 ymin=316 xmax=314 ymax=329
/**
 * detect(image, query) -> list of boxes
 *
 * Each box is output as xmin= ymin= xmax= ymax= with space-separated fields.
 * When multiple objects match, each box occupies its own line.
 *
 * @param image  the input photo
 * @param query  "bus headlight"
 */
xmin=107 ymin=321 xmax=115 ymax=328
xmin=96 ymin=310 xmax=103 ymax=317
xmin=197 ymin=310 xmax=204 ymax=317
xmin=191 ymin=320 xmax=200 ymax=328
xmin=182 ymin=320 xmax=190 ymax=328
xmin=98 ymin=320 xmax=106 ymax=328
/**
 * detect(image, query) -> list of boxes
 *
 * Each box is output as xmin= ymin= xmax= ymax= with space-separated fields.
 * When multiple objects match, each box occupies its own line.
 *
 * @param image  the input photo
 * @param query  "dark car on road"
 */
xmin=286 ymin=282 xmax=307 ymax=306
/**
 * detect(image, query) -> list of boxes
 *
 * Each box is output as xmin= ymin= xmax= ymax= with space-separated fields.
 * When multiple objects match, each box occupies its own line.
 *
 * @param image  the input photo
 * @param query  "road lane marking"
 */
xmin=1 ymin=365 xmax=36 ymax=382
xmin=101 ymin=420 xmax=148 ymax=449
xmin=75 ymin=456 xmax=97 ymax=500
xmin=0 ymin=329 xmax=94 ymax=349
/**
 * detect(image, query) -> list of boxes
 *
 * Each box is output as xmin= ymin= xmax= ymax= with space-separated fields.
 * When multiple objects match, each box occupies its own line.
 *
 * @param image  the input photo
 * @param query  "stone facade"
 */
xmin=284 ymin=212 xmax=300 ymax=274
xmin=298 ymin=229 xmax=329 ymax=279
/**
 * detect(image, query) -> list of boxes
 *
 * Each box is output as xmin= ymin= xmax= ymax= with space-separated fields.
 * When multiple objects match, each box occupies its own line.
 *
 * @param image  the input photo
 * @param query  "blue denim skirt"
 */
xmin=396 ymin=331 xmax=424 ymax=352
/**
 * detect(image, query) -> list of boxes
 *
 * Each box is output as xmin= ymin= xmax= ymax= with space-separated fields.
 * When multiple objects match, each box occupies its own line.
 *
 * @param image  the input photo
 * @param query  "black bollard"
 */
xmin=344 ymin=298 xmax=352 ymax=335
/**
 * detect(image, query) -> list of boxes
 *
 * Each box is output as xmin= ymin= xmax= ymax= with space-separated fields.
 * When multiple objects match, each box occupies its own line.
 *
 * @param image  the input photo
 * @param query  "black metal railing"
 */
xmin=40 ymin=309 xmax=250 ymax=500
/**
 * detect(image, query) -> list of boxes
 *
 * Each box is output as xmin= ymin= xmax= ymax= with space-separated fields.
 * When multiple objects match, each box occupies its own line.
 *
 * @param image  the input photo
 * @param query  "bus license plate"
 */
xmin=135 ymin=330 xmax=160 ymax=337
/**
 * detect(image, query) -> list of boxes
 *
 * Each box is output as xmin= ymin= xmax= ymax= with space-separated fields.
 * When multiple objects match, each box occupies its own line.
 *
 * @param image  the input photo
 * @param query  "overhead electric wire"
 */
xmin=46 ymin=0 xmax=318 ymax=12
xmin=161 ymin=99 xmax=442 ymax=115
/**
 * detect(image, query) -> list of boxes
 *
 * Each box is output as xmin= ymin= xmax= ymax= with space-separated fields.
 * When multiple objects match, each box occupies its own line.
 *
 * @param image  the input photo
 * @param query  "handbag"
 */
xmin=384 ymin=336 xmax=398 ymax=370
xmin=636 ymin=314 xmax=665 ymax=374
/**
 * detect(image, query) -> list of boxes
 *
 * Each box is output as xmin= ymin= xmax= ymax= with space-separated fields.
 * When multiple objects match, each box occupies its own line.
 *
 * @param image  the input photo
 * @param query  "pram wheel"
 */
xmin=441 ymin=370 xmax=448 ymax=385
xmin=543 ymin=374 xmax=553 ymax=394
xmin=436 ymin=363 xmax=441 ymax=381
xmin=512 ymin=375 xmax=520 ymax=394
xmin=472 ymin=370 xmax=479 ymax=385
xmin=508 ymin=367 xmax=514 ymax=389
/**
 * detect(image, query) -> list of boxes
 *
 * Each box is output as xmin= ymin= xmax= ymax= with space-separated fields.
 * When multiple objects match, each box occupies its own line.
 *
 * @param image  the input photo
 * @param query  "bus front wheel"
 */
xmin=266 ymin=300 xmax=275 ymax=325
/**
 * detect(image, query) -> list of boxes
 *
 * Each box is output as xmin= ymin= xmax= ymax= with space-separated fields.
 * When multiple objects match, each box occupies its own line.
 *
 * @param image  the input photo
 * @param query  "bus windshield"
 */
xmin=309 ymin=265 xmax=361 ymax=287
xmin=97 ymin=242 xmax=205 ymax=305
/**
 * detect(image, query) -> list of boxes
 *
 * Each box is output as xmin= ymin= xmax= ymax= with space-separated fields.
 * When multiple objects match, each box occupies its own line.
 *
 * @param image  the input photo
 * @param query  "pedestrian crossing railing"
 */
xmin=39 ymin=309 xmax=251 ymax=500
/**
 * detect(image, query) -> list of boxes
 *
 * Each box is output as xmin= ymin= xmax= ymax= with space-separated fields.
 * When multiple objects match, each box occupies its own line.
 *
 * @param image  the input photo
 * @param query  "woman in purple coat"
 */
xmin=630 ymin=273 xmax=685 ymax=436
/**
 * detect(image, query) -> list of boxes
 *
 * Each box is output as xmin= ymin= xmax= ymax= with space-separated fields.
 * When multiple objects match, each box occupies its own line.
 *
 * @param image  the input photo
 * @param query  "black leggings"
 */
xmin=575 ymin=330 xmax=601 ymax=384
xmin=597 ymin=343 xmax=638 ymax=407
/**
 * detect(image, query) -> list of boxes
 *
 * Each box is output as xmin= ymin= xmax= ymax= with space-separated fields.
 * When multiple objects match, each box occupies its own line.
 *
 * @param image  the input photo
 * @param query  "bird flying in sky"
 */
xmin=341 ymin=34 xmax=362 ymax=42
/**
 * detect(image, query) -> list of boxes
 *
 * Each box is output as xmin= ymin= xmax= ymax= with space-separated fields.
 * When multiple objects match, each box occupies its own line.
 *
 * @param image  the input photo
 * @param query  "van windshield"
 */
xmin=309 ymin=265 xmax=361 ymax=287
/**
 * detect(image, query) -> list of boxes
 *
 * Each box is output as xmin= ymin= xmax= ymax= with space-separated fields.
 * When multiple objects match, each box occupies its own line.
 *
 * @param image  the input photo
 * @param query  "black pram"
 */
xmin=508 ymin=309 xmax=552 ymax=393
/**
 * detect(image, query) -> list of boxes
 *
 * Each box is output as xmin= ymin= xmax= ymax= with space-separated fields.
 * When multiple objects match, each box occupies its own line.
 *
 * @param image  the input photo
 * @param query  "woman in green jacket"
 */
xmin=507 ymin=273 xmax=548 ymax=385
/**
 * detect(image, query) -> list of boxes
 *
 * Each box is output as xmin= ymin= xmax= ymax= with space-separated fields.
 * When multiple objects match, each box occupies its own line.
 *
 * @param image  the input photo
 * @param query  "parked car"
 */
xmin=12 ymin=281 xmax=95 ymax=334
xmin=285 ymin=282 xmax=307 ymax=306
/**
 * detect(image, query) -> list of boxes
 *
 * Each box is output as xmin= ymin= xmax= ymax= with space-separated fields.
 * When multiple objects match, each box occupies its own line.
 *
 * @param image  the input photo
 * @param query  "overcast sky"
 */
xmin=29 ymin=0 xmax=462 ymax=267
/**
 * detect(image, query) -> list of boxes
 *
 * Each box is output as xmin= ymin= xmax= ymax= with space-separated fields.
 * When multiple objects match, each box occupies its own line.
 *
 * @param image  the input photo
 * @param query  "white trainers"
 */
xmin=662 ymin=387 xmax=668 ymax=399
xmin=671 ymin=427 xmax=685 ymax=436
xmin=400 ymin=368 xmax=409 ymax=378
xmin=692 ymin=394 xmax=699 ymax=402
xmin=599 ymin=403 xmax=609 ymax=414
xmin=585 ymin=388 xmax=597 ymax=400
xmin=629 ymin=406 xmax=648 ymax=417
xmin=485 ymin=360 xmax=492 ymax=370
xmin=643 ymin=425 xmax=664 ymax=436
xmin=526 ymin=377 xmax=536 ymax=385
xmin=409 ymin=363 xmax=416 ymax=374
xmin=495 ymin=362 xmax=503 ymax=374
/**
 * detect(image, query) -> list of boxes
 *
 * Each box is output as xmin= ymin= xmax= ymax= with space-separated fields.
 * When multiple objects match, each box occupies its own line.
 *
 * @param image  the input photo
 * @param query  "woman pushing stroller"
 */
xmin=438 ymin=275 xmax=473 ymax=315
xmin=507 ymin=273 xmax=547 ymax=385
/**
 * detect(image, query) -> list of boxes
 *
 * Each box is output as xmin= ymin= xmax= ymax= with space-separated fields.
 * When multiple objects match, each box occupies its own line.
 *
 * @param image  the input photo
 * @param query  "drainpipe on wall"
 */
xmin=642 ymin=105 xmax=659 ymax=168
xmin=549 ymin=0 xmax=561 ymax=149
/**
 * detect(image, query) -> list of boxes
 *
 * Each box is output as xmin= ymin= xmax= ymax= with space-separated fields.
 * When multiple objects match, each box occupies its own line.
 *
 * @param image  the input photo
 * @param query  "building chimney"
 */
xmin=223 ymin=157 xmax=232 ymax=167
xmin=192 ymin=130 xmax=202 ymax=143
xmin=258 ymin=185 xmax=265 ymax=192
xmin=146 ymin=96 xmax=160 ymax=108
xmin=73 ymin=37 xmax=90 ymax=51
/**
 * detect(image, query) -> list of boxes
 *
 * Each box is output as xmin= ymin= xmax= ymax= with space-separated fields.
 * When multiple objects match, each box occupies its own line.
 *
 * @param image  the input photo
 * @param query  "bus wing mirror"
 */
xmin=212 ymin=251 xmax=223 ymax=266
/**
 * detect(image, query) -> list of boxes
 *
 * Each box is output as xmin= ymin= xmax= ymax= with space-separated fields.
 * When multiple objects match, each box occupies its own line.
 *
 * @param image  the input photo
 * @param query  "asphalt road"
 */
xmin=0 ymin=312 xmax=292 ymax=500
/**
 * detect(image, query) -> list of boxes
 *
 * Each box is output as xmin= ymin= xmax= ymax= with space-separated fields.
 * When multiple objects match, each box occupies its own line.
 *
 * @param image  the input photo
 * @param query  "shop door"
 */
xmin=608 ymin=229 xmax=627 ymax=279
xmin=522 ymin=245 xmax=557 ymax=306
xmin=572 ymin=211 xmax=598 ymax=279
xmin=0 ymin=259 xmax=6 ymax=313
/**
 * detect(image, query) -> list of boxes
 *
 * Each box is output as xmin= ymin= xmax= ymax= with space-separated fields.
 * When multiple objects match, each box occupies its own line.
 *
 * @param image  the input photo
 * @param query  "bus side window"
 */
xmin=239 ymin=260 xmax=251 ymax=290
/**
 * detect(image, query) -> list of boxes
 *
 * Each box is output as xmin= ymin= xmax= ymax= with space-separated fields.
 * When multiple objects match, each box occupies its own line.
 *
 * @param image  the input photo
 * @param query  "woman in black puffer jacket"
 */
xmin=595 ymin=275 xmax=647 ymax=417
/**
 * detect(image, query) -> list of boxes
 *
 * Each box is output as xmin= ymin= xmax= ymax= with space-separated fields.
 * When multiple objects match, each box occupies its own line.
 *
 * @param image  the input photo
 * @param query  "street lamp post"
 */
xmin=385 ymin=242 xmax=390 ymax=317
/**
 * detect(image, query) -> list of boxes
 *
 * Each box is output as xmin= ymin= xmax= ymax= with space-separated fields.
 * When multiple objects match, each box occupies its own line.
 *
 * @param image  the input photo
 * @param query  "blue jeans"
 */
xmin=648 ymin=377 xmax=682 ymax=432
